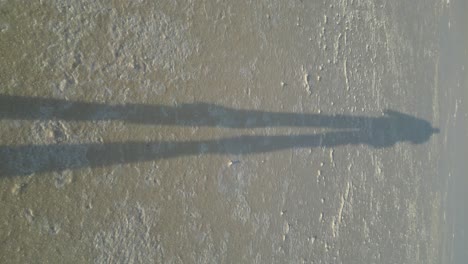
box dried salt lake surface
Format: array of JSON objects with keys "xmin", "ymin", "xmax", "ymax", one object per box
[{"xmin": 0, "ymin": 0, "xmax": 464, "ymax": 263}]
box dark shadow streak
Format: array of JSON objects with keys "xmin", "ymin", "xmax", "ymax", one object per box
[
  {"xmin": 1, "ymin": 128, "xmax": 438, "ymax": 177},
  {"xmin": 0, "ymin": 94, "xmax": 439, "ymax": 177},
  {"xmin": 0, "ymin": 95, "xmax": 439, "ymax": 130}
]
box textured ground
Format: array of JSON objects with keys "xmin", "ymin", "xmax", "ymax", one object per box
[{"xmin": 0, "ymin": 0, "xmax": 461, "ymax": 263}]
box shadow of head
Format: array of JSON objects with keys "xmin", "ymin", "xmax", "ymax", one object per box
[{"xmin": 382, "ymin": 110, "xmax": 439, "ymax": 145}]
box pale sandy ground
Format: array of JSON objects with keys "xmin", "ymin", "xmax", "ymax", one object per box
[
  {"xmin": 438, "ymin": 0, "xmax": 468, "ymax": 263},
  {"xmin": 0, "ymin": 0, "xmax": 465, "ymax": 263}
]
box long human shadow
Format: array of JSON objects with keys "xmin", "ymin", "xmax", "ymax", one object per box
[
  {"xmin": 0, "ymin": 94, "xmax": 438, "ymax": 130},
  {"xmin": 0, "ymin": 95, "xmax": 439, "ymax": 177},
  {"xmin": 1, "ymin": 128, "xmax": 438, "ymax": 177}
]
